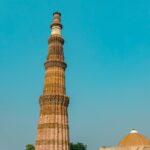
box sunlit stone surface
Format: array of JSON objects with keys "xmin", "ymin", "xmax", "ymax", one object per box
[
  {"xmin": 35, "ymin": 12, "xmax": 70, "ymax": 150},
  {"xmin": 100, "ymin": 130, "xmax": 150, "ymax": 150}
]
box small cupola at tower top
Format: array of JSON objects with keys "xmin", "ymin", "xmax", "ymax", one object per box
[{"xmin": 51, "ymin": 11, "xmax": 62, "ymax": 36}]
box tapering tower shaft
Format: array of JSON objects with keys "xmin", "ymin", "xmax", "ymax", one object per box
[{"xmin": 35, "ymin": 12, "xmax": 70, "ymax": 150}]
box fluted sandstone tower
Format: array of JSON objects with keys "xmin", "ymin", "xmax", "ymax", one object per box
[{"xmin": 35, "ymin": 12, "xmax": 70, "ymax": 150}]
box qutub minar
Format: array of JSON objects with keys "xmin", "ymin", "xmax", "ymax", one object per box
[{"xmin": 35, "ymin": 12, "xmax": 70, "ymax": 150}]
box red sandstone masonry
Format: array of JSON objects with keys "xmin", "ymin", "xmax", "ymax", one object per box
[{"xmin": 35, "ymin": 12, "xmax": 70, "ymax": 150}]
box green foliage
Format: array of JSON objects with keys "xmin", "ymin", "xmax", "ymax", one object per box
[
  {"xmin": 70, "ymin": 142, "xmax": 87, "ymax": 150},
  {"xmin": 25, "ymin": 142, "xmax": 87, "ymax": 150},
  {"xmin": 26, "ymin": 144, "xmax": 35, "ymax": 150}
]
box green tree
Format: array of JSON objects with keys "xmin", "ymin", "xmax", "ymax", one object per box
[
  {"xmin": 70, "ymin": 142, "xmax": 87, "ymax": 150},
  {"xmin": 26, "ymin": 144, "xmax": 35, "ymax": 150}
]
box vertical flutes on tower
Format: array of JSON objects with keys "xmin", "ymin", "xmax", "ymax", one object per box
[{"xmin": 35, "ymin": 12, "xmax": 70, "ymax": 150}]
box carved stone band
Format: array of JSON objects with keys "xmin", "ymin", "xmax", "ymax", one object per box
[
  {"xmin": 36, "ymin": 139, "xmax": 68, "ymax": 145},
  {"xmin": 44, "ymin": 60, "xmax": 67, "ymax": 70},
  {"xmin": 40, "ymin": 107, "xmax": 66, "ymax": 115},
  {"xmin": 48, "ymin": 36, "xmax": 64, "ymax": 44},
  {"xmin": 50, "ymin": 22, "xmax": 63, "ymax": 29},
  {"xmin": 38, "ymin": 123, "xmax": 69, "ymax": 129},
  {"xmin": 40, "ymin": 95, "xmax": 69, "ymax": 107}
]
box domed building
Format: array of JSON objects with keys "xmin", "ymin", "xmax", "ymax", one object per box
[{"xmin": 100, "ymin": 129, "xmax": 150, "ymax": 150}]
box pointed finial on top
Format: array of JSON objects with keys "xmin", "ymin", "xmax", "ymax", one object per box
[{"xmin": 130, "ymin": 129, "xmax": 138, "ymax": 134}]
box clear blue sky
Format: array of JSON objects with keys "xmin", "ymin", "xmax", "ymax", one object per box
[{"xmin": 0, "ymin": 0, "xmax": 150, "ymax": 150}]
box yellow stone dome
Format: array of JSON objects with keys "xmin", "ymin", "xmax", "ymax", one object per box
[{"xmin": 118, "ymin": 129, "xmax": 150, "ymax": 147}]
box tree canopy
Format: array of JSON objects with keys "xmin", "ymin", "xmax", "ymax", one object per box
[
  {"xmin": 25, "ymin": 142, "xmax": 87, "ymax": 150},
  {"xmin": 26, "ymin": 144, "xmax": 35, "ymax": 150},
  {"xmin": 70, "ymin": 142, "xmax": 87, "ymax": 150}
]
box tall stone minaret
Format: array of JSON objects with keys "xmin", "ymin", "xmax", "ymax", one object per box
[{"xmin": 35, "ymin": 12, "xmax": 70, "ymax": 150}]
